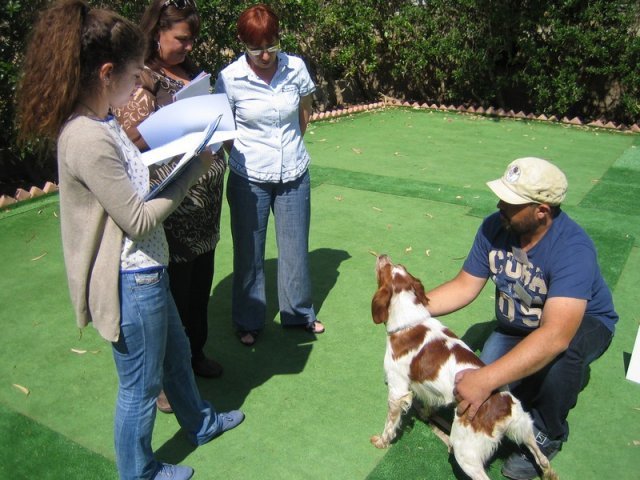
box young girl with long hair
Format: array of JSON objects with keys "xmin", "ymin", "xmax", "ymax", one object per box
[{"xmin": 16, "ymin": 1, "xmax": 244, "ymax": 479}]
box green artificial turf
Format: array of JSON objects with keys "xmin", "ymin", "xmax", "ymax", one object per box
[
  {"xmin": 0, "ymin": 404, "xmax": 117, "ymax": 479},
  {"xmin": 1, "ymin": 108, "xmax": 639, "ymax": 479}
]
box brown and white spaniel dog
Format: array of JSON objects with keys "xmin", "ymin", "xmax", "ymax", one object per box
[{"xmin": 370, "ymin": 255, "xmax": 557, "ymax": 480}]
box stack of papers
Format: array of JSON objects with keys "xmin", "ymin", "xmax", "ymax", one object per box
[
  {"xmin": 173, "ymin": 71, "xmax": 211, "ymax": 101},
  {"xmin": 144, "ymin": 114, "xmax": 223, "ymax": 200},
  {"xmin": 137, "ymin": 74, "xmax": 237, "ymax": 200},
  {"xmin": 138, "ymin": 93, "xmax": 236, "ymax": 166}
]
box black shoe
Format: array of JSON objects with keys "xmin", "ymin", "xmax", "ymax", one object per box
[
  {"xmin": 502, "ymin": 427, "xmax": 562, "ymax": 480},
  {"xmin": 192, "ymin": 356, "xmax": 223, "ymax": 378}
]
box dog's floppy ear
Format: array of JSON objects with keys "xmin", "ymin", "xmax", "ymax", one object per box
[
  {"xmin": 372, "ymin": 285, "xmax": 392, "ymax": 324},
  {"xmin": 410, "ymin": 275, "xmax": 430, "ymax": 307}
]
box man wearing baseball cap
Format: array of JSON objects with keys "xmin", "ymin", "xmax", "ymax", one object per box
[{"xmin": 426, "ymin": 157, "xmax": 618, "ymax": 479}]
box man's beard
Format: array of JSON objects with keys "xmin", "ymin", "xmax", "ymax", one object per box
[{"xmin": 501, "ymin": 213, "xmax": 538, "ymax": 236}]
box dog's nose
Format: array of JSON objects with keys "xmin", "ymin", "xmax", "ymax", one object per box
[{"xmin": 377, "ymin": 254, "xmax": 391, "ymax": 266}]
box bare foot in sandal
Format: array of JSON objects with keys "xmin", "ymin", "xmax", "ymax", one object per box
[
  {"xmin": 238, "ymin": 331, "xmax": 258, "ymax": 346},
  {"xmin": 308, "ymin": 320, "xmax": 325, "ymax": 334}
]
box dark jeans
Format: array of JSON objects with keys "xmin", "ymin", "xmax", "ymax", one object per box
[
  {"xmin": 480, "ymin": 315, "xmax": 613, "ymax": 441},
  {"xmin": 168, "ymin": 249, "xmax": 215, "ymax": 360}
]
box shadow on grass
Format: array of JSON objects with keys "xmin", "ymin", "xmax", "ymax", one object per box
[
  {"xmin": 196, "ymin": 247, "xmax": 349, "ymax": 404},
  {"xmin": 461, "ymin": 320, "xmax": 497, "ymax": 353},
  {"xmin": 155, "ymin": 247, "xmax": 351, "ymax": 464}
]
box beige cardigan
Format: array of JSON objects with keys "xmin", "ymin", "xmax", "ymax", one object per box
[{"xmin": 57, "ymin": 116, "xmax": 208, "ymax": 342}]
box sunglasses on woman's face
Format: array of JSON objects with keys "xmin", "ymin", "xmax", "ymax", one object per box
[
  {"xmin": 245, "ymin": 43, "xmax": 280, "ymax": 57},
  {"xmin": 162, "ymin": 0, "xmax": 196, "ymax": 9}
]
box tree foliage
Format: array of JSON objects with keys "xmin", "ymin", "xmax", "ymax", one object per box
[{"xmin": 2, "ymin": 0, "xmax": 639, "ymax": 192}]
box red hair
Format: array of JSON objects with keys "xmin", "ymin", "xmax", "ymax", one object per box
[{"xmin": 237, "ymin": 4, "xmax": 279, "ymax": 46}]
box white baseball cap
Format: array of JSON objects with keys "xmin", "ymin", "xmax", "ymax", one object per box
[{"xmin": 487, "ymin": 157, "xmax": 568, "ymax": 206}]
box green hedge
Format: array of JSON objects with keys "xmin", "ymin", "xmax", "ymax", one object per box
[{"xmin": 2, "ymin": 0, "xmax": 639, "ymax": 192}]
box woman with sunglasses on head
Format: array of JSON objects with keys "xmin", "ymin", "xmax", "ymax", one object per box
[
  {"xmin": 116, "ymin": 0, "xmax": 227, "ymax": 414},
  {"xmin": 215, "ymin": 4, "xmax": 323, "ymax": 346},
  {"xmin": 16, "ymin": 1, "xmax": 243, "ymax": 479}
]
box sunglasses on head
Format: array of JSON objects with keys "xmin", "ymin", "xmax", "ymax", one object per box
[{"xmin": 162, "ymin": 0, "xmax": 196, "ymax": 9}]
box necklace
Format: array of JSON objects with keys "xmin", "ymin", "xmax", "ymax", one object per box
[{"xmin": 78, "ymin": 101, "xmax": 107, "ymax": 121}]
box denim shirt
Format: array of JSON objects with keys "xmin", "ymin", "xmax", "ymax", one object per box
[{"xmin": 215, "ymin": 52, "xmax": 315, "ymax": 183}]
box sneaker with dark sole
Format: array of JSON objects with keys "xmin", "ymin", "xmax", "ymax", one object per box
[
  {"xmin": 502, "ymin": 428, "xmax": 562, "ymax": 480},
  {"xmin": 153, "ymin": 463, "xmax": 194, "ymax": 480}
]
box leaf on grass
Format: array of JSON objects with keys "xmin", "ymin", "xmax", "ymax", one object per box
[
  {"xmin": 633, "ymin": 440, "xmax": 640, "ymax": 446},
  {"xmin": 12, "ymin": 384, "xmax": 30, "ymax": 396},
  {"xmin": 352, "ymin": 148, "xmax": 362, "ymax": 154},
  {"xmin": 425, "ymin": 249, "xmax": 431, "ymax": 256},
  {"xmin": 372, "ymin": 207, "xmax": 382, "ymax": 212},
  {"xmin": 405, "ymin": 246, "xmax": 413, "ymax": 253},
  {"xmin": 31, "ymin": 252, "xmax": 47, "ymax": 261},
  {"xmin": 368, "ymin": 250, "xmax": 378, "ymax": 257},
  {"xmin": 71, "ymin": 348, "xmax": 100, "ymax": 355},
  {"xmin": 334, "ymin": 196, "xmax": 343, "ymax": 201}
]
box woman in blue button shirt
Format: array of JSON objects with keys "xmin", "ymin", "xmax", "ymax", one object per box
[{"xmin": 215, "ymin": 3, "xmax": 324, "ymax": 346}]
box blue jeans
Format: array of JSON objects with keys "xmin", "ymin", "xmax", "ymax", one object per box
[
  {"xmin": 113, "ymin": 269, "xmax": 223, "ymax": 480},
  {"xmin": 226, "ymin": 169, "xmax": 317, "ymax": 332},
  {"xmin": 480, "ymin": 315, "xmax": 613, "ymax": 442}
]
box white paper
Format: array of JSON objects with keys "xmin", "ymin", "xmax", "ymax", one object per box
[
  {"xmin": 626, "ymin": 325, "xmax": 640, "ymax": 384},
  {"xmin": 173, "ymin": 72, "xmax": 211, "ymax": 101},
  {"xmin": 141, "ymin": 130, "xmax": 236, "ymax": 166},
  {"xmin": 144, "ymin": 115, "xmax": 222, "ymax": 200},
  {"xmin": 137, "ymin": 93, "xmax": 235, "ymax": 153}
]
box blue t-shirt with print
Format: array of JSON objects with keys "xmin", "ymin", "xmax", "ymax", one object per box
[{"xmin": 463, "ymin": 210, "xmax": 618, "ymax": 334}]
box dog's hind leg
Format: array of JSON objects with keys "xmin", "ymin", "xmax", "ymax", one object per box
[
  {"xmin": 505, "ymin": 406, "xmax": 559, "ymax": 480},
  {"xmin": 452, "ymin": 449, "xmax": 491, "ymax": 480},
  {"xmin": 371, "ymin": 391, "xmax": 413, "ymax": 448},
  {"xmin": 450, "ymin": 423, "xmax": 494, "ymax": 480},
  {"xmin": 522, "ymin": 439, "xmax": 559, "ymax": 480}
]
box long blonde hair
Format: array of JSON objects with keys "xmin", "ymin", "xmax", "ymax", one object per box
[{"xmin": 16, "ymin": 0, "xmax": 145, "ymax": 143}]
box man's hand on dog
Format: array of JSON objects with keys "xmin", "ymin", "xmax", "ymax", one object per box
[{"xmin": 453, "ymin": 368, "xmax": 492, "ymax": 420}]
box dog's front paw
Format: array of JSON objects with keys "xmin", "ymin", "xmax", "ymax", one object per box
[{"xmin": 370, "ymin": 435, "xmax": 389, "ymax": 449}]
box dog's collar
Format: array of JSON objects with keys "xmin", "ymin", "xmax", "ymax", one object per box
[{"xmin": 386, "ymin": 322, "xmax": 423, "ymax": 336}]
